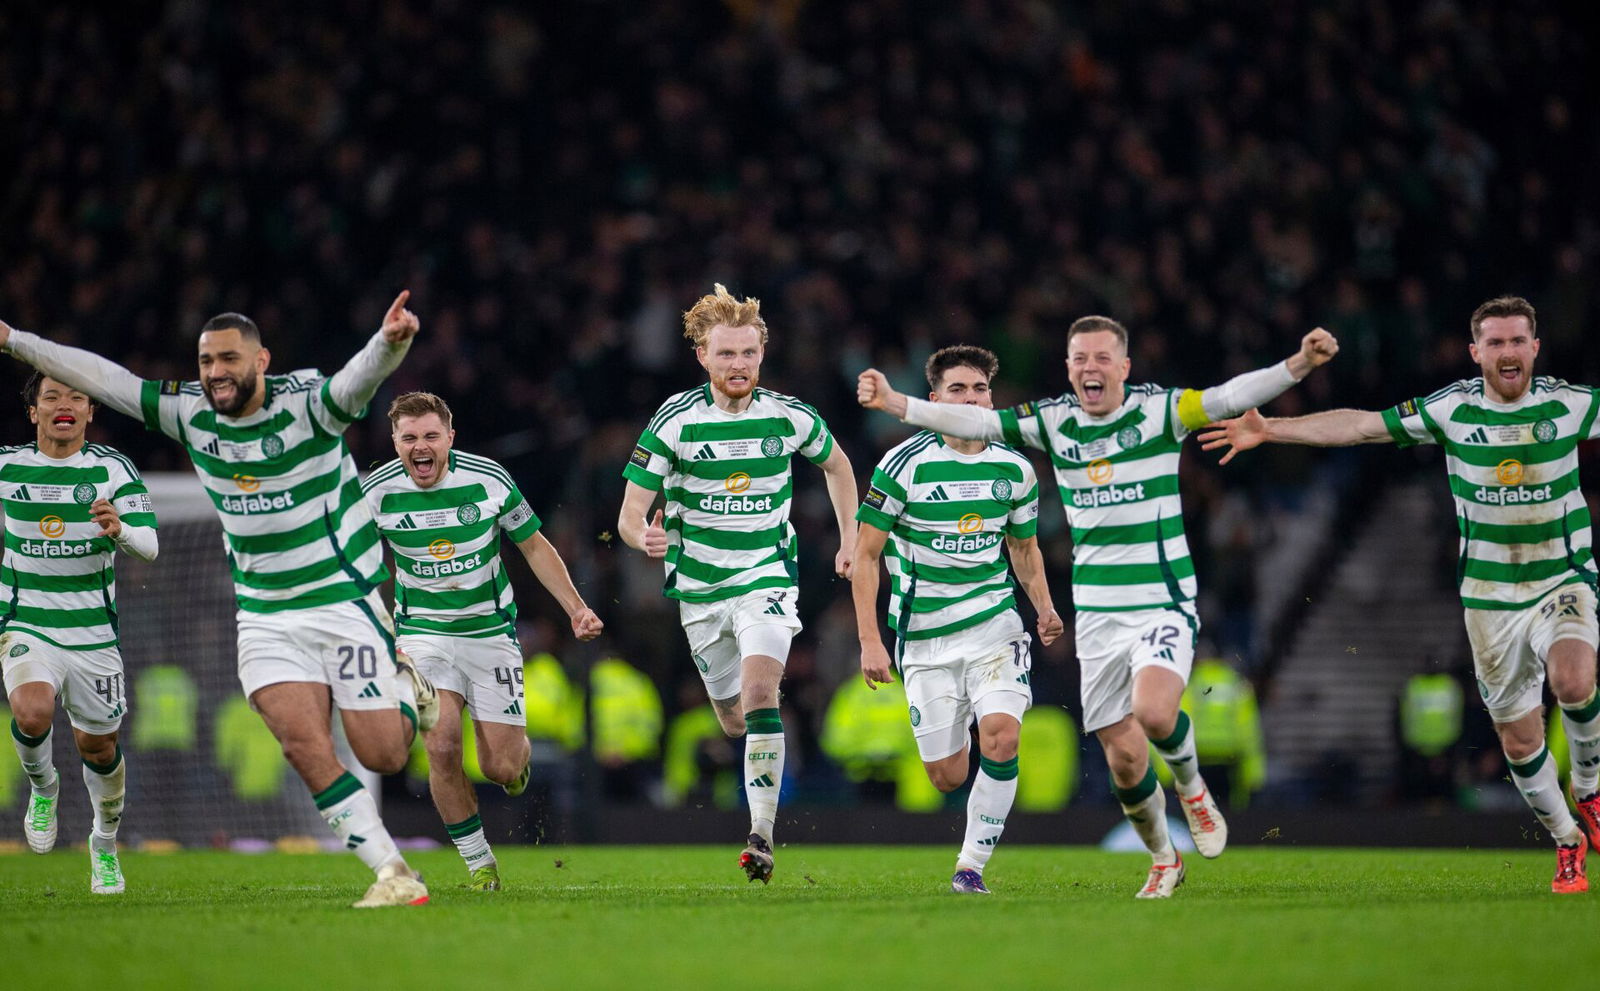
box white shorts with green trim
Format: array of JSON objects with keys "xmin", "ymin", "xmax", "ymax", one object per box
[
  {"xmin": 398, "ymin": 632, "xmax": 526, "ymax": 726},
  {"xmin": 1077, "ymin": 604, "xmax": 1198, "ymax": 733},
  {"xmin": 679, "ymin": 586, "xmax": 803, "ymax": 701},
  {"xmin": 898, "ymin": 611, "xmax": 1032, "ymax": 763},
  {"xmin": 1465, "ymin": 583, "xmax": 1599, "ymax": 724},
  {"xmin": 236, "ymin": 590, "xmax": 407, "ymax": 712},
  {"xmin": 0, "ymin": 631, "xmax": 126, "ymax": 735}
]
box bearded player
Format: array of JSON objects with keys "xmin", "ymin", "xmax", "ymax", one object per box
[
  {"xmin": 1201, "ymin": 296, "xmax": 1600, "ymax": 894},
  {"xmin": 618, "ymin": 284, "xmax": 857, "ymax": 883}
]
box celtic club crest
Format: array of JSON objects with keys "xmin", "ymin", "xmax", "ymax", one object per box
[
  {"xmin": 1533, "ymin": 419, "xmax": 1557, "ymax": 444},
  {"xmin": 1116, "ymin": 426, "xmax": 1142, "ymax": 450},
  {"xmin": 72, "ymin": 483, "xmax": 97, "ymax": 504},
  {"xmin": 260, "ymin": 434, "xmax": 285, "ymax": 458},
  {"xmin": 991, "ymin": 479, "xmax": 1013, "ymax": 501},
  {"xmin": 909, "ymin": 705, "xmax": 922, "ymax": 727},
  {"xmin": 457, "ymin": 503, "xmax": 481, "ymax": 525},
  {"xmin": 761, "ymin": 436, "xmax": 783, "ymax": 457}
]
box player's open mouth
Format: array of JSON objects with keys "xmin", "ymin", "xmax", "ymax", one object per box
[
  {"xmin": 410, "ymin": 455, "xmax": 436, "ymax": 477},
  {"xmin": 1082, "ymin": 380, "xmax": 1105, "ymax": 402},
  {"xmin": 1497, "ymin": 364, "xmax": 1522, "ymax": 384},
  {"xmin": 51, "ymin": 415, "xmax": 76, "ymax": 426},
  {"xmin": 208, "ymin": 380, "xmax": 236, "ymax": 400}
]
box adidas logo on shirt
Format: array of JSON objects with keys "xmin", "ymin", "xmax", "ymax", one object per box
[
  {"xmin": 926, "ymin": 485, "xmax": 950, "ymax": 501},
  {"xmin": 693, "ymin": 444, "xmax": 717, "ymax": 461},
  {"xmin": 358, "ymin": 682, "xmax": 382, "ymax": 699},
  {"xmin": 394, "ymin": 514, "xmax": 418, "ymax": 530},
  {"xmin": 202, "ymin": 438, "xmax": 221, "ymax": 456},
  {"xmin": 1463, "ymin": 427, "xmax": 1489, "ymax": 444}
]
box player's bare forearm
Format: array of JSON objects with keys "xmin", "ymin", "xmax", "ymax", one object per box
[
  {"xmin": 1006, "ymin": 534, "xmax": 1060, "ymax": 645},
  {"xmin": 852, "ymin": 525, "xmax": 895, "ymax": 686},
  {"xmin": 518, "ymin": 532, "xmax": 587, "ymax": 615},
  {"xmin": 819, "ymin": 446, "xmax": 859, "ymax": 576},
  {"xmin": 1266, "ymin": 408, "xmax": 1390, "ymax": 447}
]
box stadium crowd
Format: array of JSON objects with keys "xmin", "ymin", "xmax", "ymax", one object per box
[{"xmin": 1, "ymin": 0, "xmax": 1596, "ymax": 806}]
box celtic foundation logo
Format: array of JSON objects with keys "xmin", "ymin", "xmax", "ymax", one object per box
[
  {"xmin": 39, "ymin": 516, "xmax": 66, "ymax": 538},
  {"xmin": 260, "ymin": 434, "xmax": 285, "ymax": 458},
  {"xmin": 457, "ymin": 503, "xmax": 481, "ymax": 525},
  {"xmin": 761, "ymin": 436, "xmax": 783, "ymax": 458},
  {"xmin": 991, "ymin": 478, "xmax": 1013, "ymax": 501},
  {"xmin": 909, "ymin": 705, "xmax": 921, "ymax": 727},
  {"xmin": 72, "ymin": 483, "xmax": 96, "ymax": 504},
  {"xmin": 1116, "ymin": 426, "xmax": 1142, "ymax": 450},
  {"xmin": 1533, "ymin": 419, "xmax": 1557, "ymax": 444}
]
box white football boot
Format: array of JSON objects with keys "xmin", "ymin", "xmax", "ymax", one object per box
[{"xmin": 1179, "ymin": 785, "xmax": 1228, "ymax": 859}]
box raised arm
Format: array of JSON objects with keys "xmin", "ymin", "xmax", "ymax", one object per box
[
  {"xmin": 0, "ymin": 321, "xmax": 146, "ymax": 421},
  {"xmin": 857, "ymin": 368, "xmax": 1006, "ymax": 442},
  {"xmin": 514, "ymin": 531, "xmax": 603, "ymax": 640},
  {"xmin": 817, "ymin": 444, "xmax": 859, "ymax": 579},
  {"xmin": 617, "ymin": 480, "xmax": 667, "ymax": 557},
  {"xmin": 1198, "ymin": 407, "xmax": 1392, "ymax": 464},
  {"xmin": 851, "ymin": 522, "xmax": 894, "ymax": 688},
  {"xmin": 91, "ymin": 498, "xmax": 159, "ymax": 562},
  {"xmin": 1181, "ymin": 328, "xmax": 1339, "ymax": 430},
  {"xmin": 324, "ymin": 291, "xmax": 419, "ymax": 420},
  {"xmin": 1004, "ymin": 534, "xmax": 1062, "ymax": 646}
]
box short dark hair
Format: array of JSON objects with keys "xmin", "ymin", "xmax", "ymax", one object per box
[
  {"xmin": 388, "ymin": 391, "xmax": 454, "ymax": 431},
  {"xmin": 1469, "ymin": 296, "xmax": 1537, "ymax": 341},
  {"xmin": 21, "ymin": 371, "xmax": 96, "ymax": 410},
  {"xmin": 1066, "ymin": 315, "xmax": 1129, "ymax": 352},
  {"xmin": 201, "ymin": 312, "xmax": 261, "ymax": 343},
  {"xmin": 925, "ymin": 345, "xmax": 999, "ymax": 391}
]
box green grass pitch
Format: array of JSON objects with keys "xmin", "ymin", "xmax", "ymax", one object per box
[{"xmin": 3, "ymin": 845, "xmax": 1598, "ymax": 989}]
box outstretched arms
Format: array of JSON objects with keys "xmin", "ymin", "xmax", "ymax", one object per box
[
  {"xmin": 857, "ymin": 369, "xmax": 1006, "ymax": 442},
  {"xmin": 0, "ymin": 319, "xmax": 146, "ymax": 421},
  {"xmin": 1198, "ymin": 407, "xmax": 1392, "ymax": 464},
  {"xmin": 1179, "ymin": 328, "xmax": 1340, "ymax": 432},
  {"xmin": 323, "ymin": 291, "xmax": 420, "ymax": 422}
]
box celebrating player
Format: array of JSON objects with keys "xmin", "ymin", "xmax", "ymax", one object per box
[
  {"xmin": 853, "ymin": 346, "xmax": 1062, "ymax": 894},
  {"xmin": 1, "ymin": 373, "xmax": 157, "ymax": 894},
  {"xmin": 363, "ymin": 391, "xmax": 602, "ymax": 891},
  {"xmin": 617, "ymin": 284, "xmax": 857, "ymax": 883},
  {"xmin": 1200, "ymin": 296, "xmax": 1600, "ymax": 893},
  {"xmin": 0, "ymin": 295, "xmax": 436, "ymax": 908},
  {"xmin": 860, "ymin": 316, "xmax": 1337, "ymax": 897}
]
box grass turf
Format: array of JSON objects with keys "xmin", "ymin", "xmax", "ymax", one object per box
[{"xmin": 2, "ymin": 845, "xmax": 1597, "ymax": 989}]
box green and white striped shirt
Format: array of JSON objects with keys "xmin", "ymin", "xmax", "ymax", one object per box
[
  {"xmin": 0, "ymin": 443, "xmax": 157, "ymax": 650},
  {"xmin": 857, "ymin": 431, "xmax": 1038, "ymax": 640},
  {"xmin": 363, "ymin": 451, "xmax": 543, "ymax": 638},
  {"xmin": 998, "ymin": 385, "xmax": 1199, "ymax": 612},
  {"xmin": 624, "ymin": 385, "xmax": 835, "ymax": 603},
  {"xmin": 4, "ymin": 328, "xmax": 411, "ymax": 616},
  {"xmin": 1382, "ymin": 376, "xmax": 1600, "ymax": 610}
]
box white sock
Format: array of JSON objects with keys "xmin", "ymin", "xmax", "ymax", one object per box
[
  {"xmin": 1561, "ymin": 690, "xmax": 1600, "ymax": 799},
  {"xmin": 82, "ymin": 748, "xmax": 126, "ymax": 839},
  {"xmin": 958, "ymin": 755, "xmax": 1019, "ymax": 872},
  {"xmin": 744, "ymin": 708, "xmax": 785, "ymax": 842},
  {"xmin": 11, "ymin": 720, "xmax": 58, "ymax": 796},
  {"xmin": 1116, "ymin": 768, "xmax": 1175, "ymax": 861},
  {"xmin": 1507, "ymin": 746, "xmax": 1582, "ymax": 846},
  {"xmin": 314, "ymin": 771, "xmax": 402, "ymax": 872},
  {"xmin": 1151, "ymin": 711, "xmax": 1203, "ymax": 797},
  {"xmin": 445, "ymin": 812, "xmax": 495, "ymax": 871}
]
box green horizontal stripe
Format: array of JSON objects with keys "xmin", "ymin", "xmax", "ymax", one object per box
[
  {"xmin": 119, "ymin": 513, "xmax": 158, "ymax": 529},
  {"xmin": 677, "ymin": 456, "xmax": 788, "ymax": 481},
  {"xmin": 379, "ymin": 483, "xmax": 489, "ymax": 514},
  {"xmin": 1445, "ymin": 441, "xmax": 1577, "ymax": 469},
  {"xmin": 319, "ymin": 379, "xmax": 361, "ymax": 425},
  {"xmin": 235, "ymin": 579, "xmax": 376, "ymax": 613},
  {"xmin": 904, "ymin": 582, "xmax": 1014, "ymax": 613},
  {"xmin": 397, "ymin": 615, "xmax": 513, "ymax": 637},
  {"xmin": 667, "ymin": 546, "xmax": 789, "ymax": 584},
  {"xmin": 1, "ymin": 566, "xmax": 112, "ymax": 592},
  {"xmin": 0, "ymin": 626, "xmax": 117, "ymax": 651},
  {"xmin": 1461, "ymin": 551, "xmax": 1593, "ymax": 585},
  {"xmin": 903, "ymin": 500, "xmax": 1011, "ymax": 523},
  {"xmin": 1072, "ymin": 556, "xmax": 1195, "ymax": 586},
  {"xmin": 895, "ymin": 599, "xmax": 1018, "ymax": 640},
  {"xmin": 636, "ymin": 429, "xmax": 671, "ymax": 458},
  {"xmin": 856, "ymin": 506, "xmax": 896, "ymax": 532},
  {"xmin": 204, "ymin": 462, "xmax": 343, "ymax": 515},
  {"xmin": 5, "ymin": 604, "xmax": 115, "ymax": 628},
  {"xmin": 910, "ymin": 460, "xmax": 1024, "ymax": 484},
  {"xmin": 678, "ymin": 418, "xmax": 796, "ymax": 442},
  {"xmin": 622, "ymin": 463, "xmax": 664, "ymax": 491},
  {"xmin": 1461, "ymin": 576, "xmax": 1590, "ymax": 611},
  {"xmin": 676, "ymin": 521, "xmax": 789, "ymax": 551},
  {"xmin": 2, "ymin": 501, "xmax": 94, "ymax": 524},
  {"xmin": 190, "ymin": 406, "xmax": 299, "ymax": 442},
  {"xmin": 1071, "ymin": 514, "xmax": 1187, "ymax": 547},
  {"xmin": 232, "ymin": 525, "xmax": 381, "ymax": 591},
  {"xmin": 1459, "ymin": 507, "xmax": 1591, "ymax": 546},
  {"xmin": 0, "ymin": 464, "xmax": 108, "ymax": 484},
  {"xmin": 868, "ymin": 468, "xmax": 907, "ymax": 502},
  {"xmin": 902, "ymin": 559, "xmax": 1010, "ymax": 585},
  {"xmin": 400, "ymin": 584, "xmax": 504, "ymax": 611},
  {"xmin": 382, "ymin": 521, "xmax": 496, "ymax": 549},
  {"xmin": 186, "ymin": 428, "xmax": 343, "ymax": 480},
  {"xmin": 664, "ymin": 576, "xmax": 793, "ymax": 603},
  {"xmin": 1052, "ymin": 405, "xmax": 1147, "ymax": 444},
  {"xmin": 1447, "ymin": 399, "xmax": 1574, "ymax": 425}
]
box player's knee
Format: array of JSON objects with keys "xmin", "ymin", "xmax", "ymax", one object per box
[
  {"xmin": 424, "ymin": 738, "xmax": 465, "ymax": 770},
  {"xmin": 928, "ymin": 763, "xmax": 966, "ymax": 792},
  {"xmin": 1495, "ymin": 724, "xmax": 1543, "ymax": 762},
  {"xmin": 278, "ymin": 735, "xmax": 332, "ymax": 774},
  {"xmin": 365, "ymin": 747, "xmax": 408, "ymax": 775},
  {"xmin": 11, "ymin": 707, "xmax": 51, "ymax": 738},
  {"xmin": 1132, "ymin": 704, "xmax": 1176, "ymax": 742},
  {"xmin": 1551, "ymin": 671, "xmax": 1596, "ymax": 706},
  {"xmin": 981, "ymin": 727, "xmax": 1020, "ymax": 763}
]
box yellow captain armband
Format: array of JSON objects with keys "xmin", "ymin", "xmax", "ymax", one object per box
[{"xmin": 1176, "ymin": 389, "xmax": 1211, "ymax": 431}]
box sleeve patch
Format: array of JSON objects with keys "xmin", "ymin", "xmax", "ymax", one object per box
[
  {"xmin": 629, "ymin": 445, "xmax": 651, "ymax": 469},
  {"xmin": 1013, "ymin": 401, "xmax": 1036, "ymax": 419},
  {"xmin": 503, "ymin": 502, "xmax": 534, "ymax": 530},
  {"xmin": 159, "ymin": 380, "xmax": 184, "ymax": 396},
  {"xmin": 1398, "ymin": 399, "xmax": 1418, "ymax": 417},
  {"xmin": 863, "ymin": 487, "xmax": 888, "ymax": 510}
]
